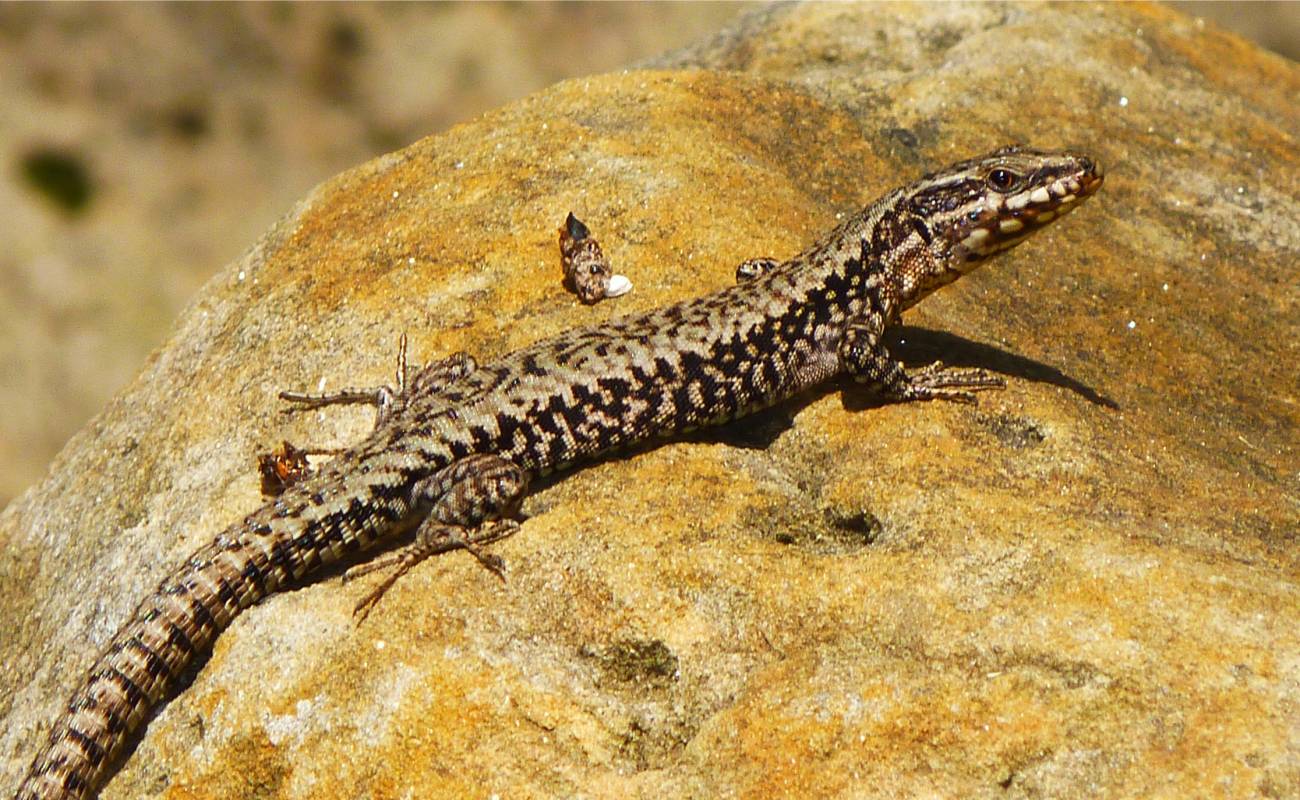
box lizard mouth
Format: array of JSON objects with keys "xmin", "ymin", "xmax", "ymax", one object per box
[
  {"xmin": 1014, "ymin": 157, "xmax": 1104, "ymax": 225},
  {"xmin": 954, "ymin": 156, "xmax": 1104, "ymax": 261}
]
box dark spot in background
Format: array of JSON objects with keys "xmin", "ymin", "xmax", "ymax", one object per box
[
  {"xmin": 752, "ymin": 501, "xmax": 884, "ymax": 554},
  {"xmin": 883, "ymin": 126, "xmax": 919, "ymax": 151},
  {"xmin": 878, "ymin": 120, "xmax": 941, "ymax": 165},
  {"xmin": 924, "ymin": 25, "xmax": 965, "ymax": 53},
  {"xmin": 455, "ymin": 53, "xmax": 483, "ymax": 88},
  {"xmin": 20, "ymin": 147, "xmax": 94, "ymax": 214},
  {"xmin": 328, "ymin": 18, "xmax": 363, "ymax": 57},
  {"xmin": 168, "ymin": 102, "xmax": 210, "ymax": 140},
  {"xmin": 314, "ymin": 18, "xmax": 364, "ymax": 103}
]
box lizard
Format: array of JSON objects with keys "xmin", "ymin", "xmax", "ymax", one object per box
[{"xmin": 14, "ymin": 144, "xmax": 1103, "ymax": 800}]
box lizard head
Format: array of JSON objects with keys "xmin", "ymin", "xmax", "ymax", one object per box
[
  {"xmin": 882, "ymin": 145, "xmax": 1103, "ymax": 312},
  {"xmin": 919, "ymin": 145, "xmax": 1104, "ymax": 268}
]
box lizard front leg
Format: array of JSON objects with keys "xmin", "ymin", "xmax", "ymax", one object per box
[
  {"xmin": 345, "ymin": 453, "xmax": 528, "ymax": 620},
  {"xmin": 839, "ymin": 315, "xmax": 1004, "ymax": 405}
]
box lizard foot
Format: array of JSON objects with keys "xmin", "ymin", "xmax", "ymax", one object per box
[
  {"xmin": 346, "ymin": 519, "xmax": 520, "ymax": 623},
  {"xmin": 899, "ymin": 360, "xmax": 1005, "ymax": 404}
]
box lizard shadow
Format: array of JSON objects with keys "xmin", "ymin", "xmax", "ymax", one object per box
[{"xmin": 842, "ymin": 325, "xmax": 1120, "ymax": 412}]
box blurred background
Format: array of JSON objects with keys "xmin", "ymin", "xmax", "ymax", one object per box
[{"xmin": 0, "ymin": 2, "xmax": 1294, "ymax": 508}]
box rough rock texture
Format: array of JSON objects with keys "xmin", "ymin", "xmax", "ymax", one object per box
[{"xmin": 2, "ymin": 3, "xmax": 1296, "ymax": 798}]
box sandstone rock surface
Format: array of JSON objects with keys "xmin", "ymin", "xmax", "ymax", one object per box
[{"xmin": 2, "ymin": 3, "xmax": 1296, "ymax": 798}]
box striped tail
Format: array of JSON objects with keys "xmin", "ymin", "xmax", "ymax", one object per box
[{"xmin": 16, "ymin": 525, "xmax": 284, "ymax": 800}]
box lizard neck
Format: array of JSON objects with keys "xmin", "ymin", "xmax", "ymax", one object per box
[{"xmin": 769, "ymin": 192, "xmax": 909, "ymax": 327}]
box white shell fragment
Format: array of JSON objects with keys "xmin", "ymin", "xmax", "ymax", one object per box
[{"xmin": 604, "ymin": 273, "xmax": 633, "ymax": 298}]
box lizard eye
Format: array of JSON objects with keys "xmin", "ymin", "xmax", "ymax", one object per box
[{"xmin": 986, "ymin": 168, "xmax": 1020, "ymax": 193}]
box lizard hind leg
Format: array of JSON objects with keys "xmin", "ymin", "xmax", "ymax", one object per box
[
  {"xmin": 279, "ymin": 334, "xmax": 478, "ymax": 430},
  {"xmin": 345, "ymin": 453, "xmax": 528, "ymax": 621},
  {"xmin": 263, "ymin": 337, "xmax": 479, "ymax": 494}
]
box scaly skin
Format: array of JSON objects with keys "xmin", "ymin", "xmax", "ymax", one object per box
[{"xmin": 16, "ymin": 145, "xmax": 1102, "ymax": 799}]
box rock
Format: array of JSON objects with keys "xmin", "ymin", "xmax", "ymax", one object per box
[{"xmin": 2, "ymin": 3, "xmax": 1296, "ymax": 798}]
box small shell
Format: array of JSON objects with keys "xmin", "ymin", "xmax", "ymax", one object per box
[{"xmin": 604, "ymin": 274, "xmax": 633, "ymax": 298}]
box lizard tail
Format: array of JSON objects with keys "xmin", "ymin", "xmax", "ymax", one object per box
[{"xmin": 16, "ymin": 526, "xmax": 275, "ymax": 800}]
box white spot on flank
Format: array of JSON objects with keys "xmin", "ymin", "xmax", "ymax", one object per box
[{"xmin": 999, "ymin": 218, "xmax": 1025, "ymax": 234}]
